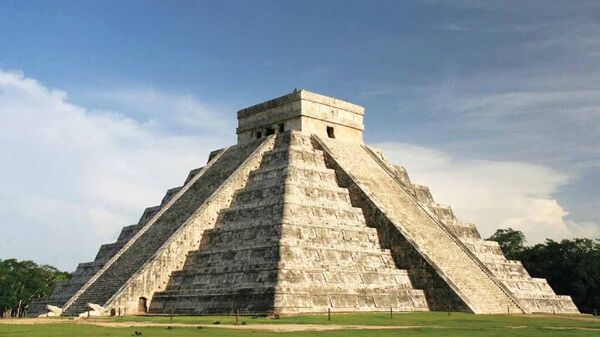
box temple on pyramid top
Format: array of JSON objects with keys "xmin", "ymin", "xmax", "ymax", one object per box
[
  {"xmin": 237, "ymin": 89, "xmax": 365, "ymax": 144},
  {"xmin": 30, "ymin": 89, "xmax": 579, "ymax": 318}
]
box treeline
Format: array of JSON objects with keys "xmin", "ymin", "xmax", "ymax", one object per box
[
  {"xmin": 488, "ymin": 228, "xmax": 600, "ymax": 314},
  {"xmin": 0, "ymin": 259, "xmax": 70, "ymax": 318}
]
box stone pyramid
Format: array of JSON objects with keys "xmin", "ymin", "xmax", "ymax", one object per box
[{"xmin": 30, "ymin": 90, "xmax": 578, "ymax": 317}]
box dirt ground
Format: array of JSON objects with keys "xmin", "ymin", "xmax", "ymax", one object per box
[{"xmin": 0, "ymin": 318, "xmax": 432, "ymax": 332}]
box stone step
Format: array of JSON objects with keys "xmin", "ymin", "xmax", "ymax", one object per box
[
  {"xmin": 284, "ymin": 202, "xmax": 365, "ymax": 222},
  {"xmin": 206, "ymin": 222, "xmax": 379, "ymax": 238},
  {"xmin": 151, "ymin": 289, "xmax": 427, "ymax": 315},
  {"xmin": 219, "ymin": 202, "xmax": 364, "ymax": 225},
  {"xmin": 184, "ymin": 246, "xmax": 397, "ymax": 271},
  {"xmin": 259, "ymin": 147, "xmax": 327, "ymax": 169},
  {"xmin": 235, "ymin": 181, "xmax": 349, "ymax": 205},
  {"xmin": 137, "ymin": 205, "xmax": 161, "ymax": 226},
  {"xmin": 248, "ymin": 164, "xmax": 337, "ymax": 186},
  {"xmin": 183, "ymin": 167, "xmax": 204, "ymax": 185},
  {"xmin": 116, "ymin": 224, "xmax": 142, "ymax": 242},
  {"xmin": 215, "ymin": 214, "xmax": 370, "ymax": 229},
  {"xmin": 175, "ymin": 261, "xmax": 401, "ymax": 277},
  {"xmin": 229, "ymin": 181, "xmax": 356, "ymax": 210},
  {"xmin": 199, "ymin": 229, "xmax": 381, "ymax": 251},
  {"xmin": 161, "ymin": 187, "xmax": 183, "ymax": 206}
]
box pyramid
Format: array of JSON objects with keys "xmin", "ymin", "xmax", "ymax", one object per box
[{"xmin": 30, "ymin": 90, "xmax": 578, "ymax": 317}]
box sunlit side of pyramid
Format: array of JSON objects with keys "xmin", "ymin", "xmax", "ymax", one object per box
[{"xmin": 30, "ymin": 90, "xmax": 578, "ymax": 317}]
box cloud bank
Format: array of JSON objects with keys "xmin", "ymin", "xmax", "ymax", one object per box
[
  {"xmin": 0, "ymin": 70, "xmax": 230, "ymax": 270},
  {"xmin": 378, "ymin": 142, "xmax": 600, "ymax": 243}
]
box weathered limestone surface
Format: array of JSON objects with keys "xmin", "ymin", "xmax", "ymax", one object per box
[
  {"xmin": 237, "ymin": 90, "xmax": 365, "ymax": 144},
  {"xmin": 60, "ymin": 139, "xmax": 267, "ymax": 316}
]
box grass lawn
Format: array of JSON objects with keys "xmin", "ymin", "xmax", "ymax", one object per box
[{"xmin": 1, "ymin": 312, "xmax": 599, "ymax": 337}]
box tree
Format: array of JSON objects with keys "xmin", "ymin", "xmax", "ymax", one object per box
[
  {"xmin": 520, "ymin": 238, "xmax": 600, "ymax": 314},
  {"xmin": 487, "ymin": 228, "xmax": 526, "ymax": 259},
  {"xmin": 0, "ymin": 259, "xmax": 71, "ymax": 318}
]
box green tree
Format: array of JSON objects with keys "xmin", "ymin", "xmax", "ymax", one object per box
[
  {"xmin": 0, "ymin": 259, "xmax": 70, "ymax": 318},
  {"xmin": 487, "ymin": 228, "xmax": 526, "ymax": 259},
  {"xmin": 520, "ymin": 238, "xmax": 600, "ymax": 313}
]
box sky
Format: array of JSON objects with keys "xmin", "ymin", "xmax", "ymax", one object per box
[{"xmin": 0, "ymin": 0, "xmax": 599, "ymax": 271}]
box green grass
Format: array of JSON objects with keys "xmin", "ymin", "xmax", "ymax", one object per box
[
  {"xmin": 1, "ymin": 312, "xmax": 599, "ymax": 337},
  {"xmin": 106, "ymin": 311, "xmax": 597, "ymax": 326}
]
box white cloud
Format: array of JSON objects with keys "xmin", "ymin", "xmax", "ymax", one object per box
[
  {"xmin": 0, "ymin": 70, "xmax": 230, "ymax": 270},
  {"xmin": 79, "ymin": 87, "xmax": 235, "ymax": 136},
  {"xmin": 377, "ymin": 142, "xmax": 600, "ymax": 243}
]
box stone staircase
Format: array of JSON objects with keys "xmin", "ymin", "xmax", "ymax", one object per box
[
  {"xmin": 150, "ymin": 132, "xmax": 428, "ymax": 315},
  {"xmin": 316, "ymin": 136, "xmax": 524, "ymax": 314},
  {"xmin": 29, "ymin": 182, "xmax": 191, "ymax": 316},
  {"xmin": 60, "ymin": 141, "xmax": 263, "ymax": 316},
  {"xmin": 363, "ymin": 145, "xmax": 578, "ymax": 314}
]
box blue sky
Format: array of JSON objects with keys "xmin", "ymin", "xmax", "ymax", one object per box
[{"xmin": 1, "ymin": 1, "xmax": 599, "ymax": 270}]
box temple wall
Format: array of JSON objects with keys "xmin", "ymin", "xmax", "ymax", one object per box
[{"xmin": 237, "ymin": 90, "xmax": 364, "ymax": 144}]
